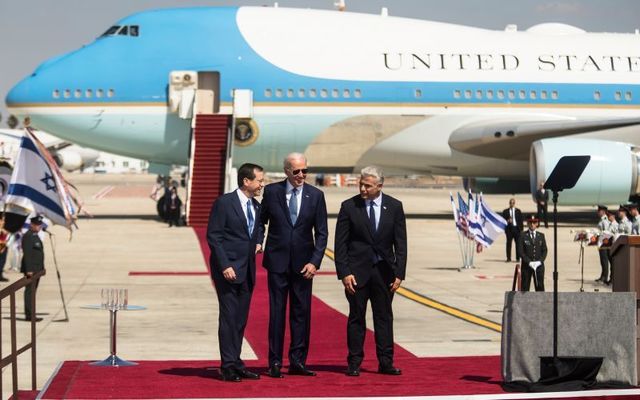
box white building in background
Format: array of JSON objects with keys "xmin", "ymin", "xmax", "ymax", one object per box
[{"xmin": 83, "ymin": 152, "xmax": 148, "ymax": 174}]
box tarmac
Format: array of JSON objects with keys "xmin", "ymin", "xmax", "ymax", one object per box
[{"xmin": 0, "ymin": 173, "xmax": 611, "ymax": 398}]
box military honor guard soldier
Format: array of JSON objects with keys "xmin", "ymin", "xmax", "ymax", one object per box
[
  {"xmin": 22, "ymin": 215, "xmax": 46, "ymax": 322},
  {"xmin": 618, "ymin": 205, "xmax": 633, "ymax": 235},
  {"xmin": 517, "ymin": 215, "xmax": 548, "ymax": 292},
  {"xmin": 630, "ymin": 204, "xmax": 640, "ymax": 235},
  {"xmin": 595, "ymin": 205, "xmax": 612, "ymax": 284}
]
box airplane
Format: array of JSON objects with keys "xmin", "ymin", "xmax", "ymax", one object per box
[
  {"xmin": 0, "ymin": 128, "xmax": 99, "ymax": 172},
  {"xmin": 5, "ymin": 6, "xmax": 640, "ymax": 205}
]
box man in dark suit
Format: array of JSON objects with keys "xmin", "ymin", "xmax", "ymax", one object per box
[
  {"xmin": 334, "ymin": 166, "xmax": 407, "ymax": 377},
  {"xmin": 261, "ymin": 153, "xmax": 328, "ymax": 378},
  {"xmin": 22, "ymin": 215, "xmax": 46, "ymax": 322},
  {"xmin": 534, "ymin": 181, "xmax": 550, "ymax": 228},
  {"xmin": 502, "ymin": 198, "xmax": 523, "ymax": 262},
  {"xmin": 207, "ymin": 163, "xmax": 265, "ymax": 382},
  {"xmin": 517, "ymin": 216, "xmax": 547, "ymax": 291}
]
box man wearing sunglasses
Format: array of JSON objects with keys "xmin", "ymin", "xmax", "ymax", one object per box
[{"xmin": 261, "ymin": 153, "xmax": 328, "ymax": 378}]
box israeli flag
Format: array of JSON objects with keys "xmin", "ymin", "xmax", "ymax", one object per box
[
  {"xmin": 5, "ymin": 135, "xmax": 68, "ymax": 226},
  {"xmin": 475, "ymin": 195, "xmax": 507, "ymax": 248}
]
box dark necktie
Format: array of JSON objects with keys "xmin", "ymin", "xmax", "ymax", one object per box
[
  {"xmin": 369, "ymin": 200, "xmax": 376, "ymax": 233},
  {"xmin": 246, "ymin": 200, "xmax": 254, "ymax": 235},
  {"xmin": 289, "ymin": 188, "xmax": 298, "ymax": 225}
]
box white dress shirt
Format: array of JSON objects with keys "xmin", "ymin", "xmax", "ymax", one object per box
[{"xmin": 236, "ymin": 189, "xmax": 255, "ymax": 224}]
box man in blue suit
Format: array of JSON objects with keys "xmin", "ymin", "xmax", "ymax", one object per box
[
  {"xmin": 207, "ymin": 163, "xmax": 265, "ymax": 382},
  {"xmin": 261, "ymin": 153, "xmax": 328, "ymax": 378}
]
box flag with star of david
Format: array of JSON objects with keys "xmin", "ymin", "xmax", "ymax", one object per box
[{"xmin": 4, "ymin": 129, "xmax": 77, "ymax": 229}]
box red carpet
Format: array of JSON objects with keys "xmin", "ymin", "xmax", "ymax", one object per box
[
  {"xmin": 41, "ymin": 357, "xmax": 507, "ymax": 399},
  {"xmin": 37, "ymin": 228, "xmax": 639, "ymax": 398}
]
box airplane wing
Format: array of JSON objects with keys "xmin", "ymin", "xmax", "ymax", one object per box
[
  {"xmin": 0, "ymin": 129, "xmax": 25, "ymax": 141},
  {"xmin": 0, "ymin": 128, "xmax": 72, "ymax": 152},
  {"xmin": 448, "ymin": 116, "xmax": 640, "ymax": 160}
]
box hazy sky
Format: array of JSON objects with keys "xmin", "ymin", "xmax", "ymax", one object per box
[{"xmin": 1, "ymin": 0, "xmax": 639, "ymax": 125}]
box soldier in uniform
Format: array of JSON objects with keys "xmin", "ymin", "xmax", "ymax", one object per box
[
  {"xmin": 630, "ymin": 204, "xmax": 640, "ymax": 235},
  {"xmin": 618, "ymin": 205, "xmax": 633, "ymax": 235},
  {"xmin": 517, "ymin": 215, "xmax": 547, "ymax": 291},
  {"xmin": 22, "ymin": 215, "xmax": 45, "ymax": 322},
  {"xmin": 595, "ymin": 205, "xmax": 611, "ymax": 283}
]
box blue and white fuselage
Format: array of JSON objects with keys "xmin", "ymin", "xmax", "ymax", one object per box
[{"xmin": 6, "ymin": 6, "xmax": 640, "ymax": 203}]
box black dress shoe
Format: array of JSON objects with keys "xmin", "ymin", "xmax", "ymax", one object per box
[
  {"xmin": 289, "ymin": 363, "xmax": 316, "ymax": 376},
  {"xmin": 0, "ymin": 277, "xmax": 8, "ymax": 282},
  {"xmin": 220, "ymin": 368, "xmax": 241, "ymax": 382},
  {"xmin": 236, "ymin": 368, "xmax": 260, "ymax": 380},
  {"xmin": 378, "ymin": 365, "xmax": 402, "ymax": 375},
  {"xmin": 595, "ymin": 277, "xmax": 603, "ymax": 283},
  {"xmin": 346, "ymin": 365, "xmax": 360, "ymax": 377},
  {"xmin": 24, "ymin": 316, "xmax": 43, "ymax": 322},
  {"xmin": 267, "ymin": 364, "xmax": 284, "ymax": 378}
]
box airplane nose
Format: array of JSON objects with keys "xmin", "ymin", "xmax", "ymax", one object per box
[{"xmin": 5, "ymin": 76, "xmax": 32, "ymax": 109}]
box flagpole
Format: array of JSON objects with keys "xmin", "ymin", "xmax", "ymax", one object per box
[
  {"xmin": 47, "ymin": 232, "xmax": 69, "ymax": 322},
  {"xmin": 450, "ymin": 193, "xmax": 467, "ymax": 270}
]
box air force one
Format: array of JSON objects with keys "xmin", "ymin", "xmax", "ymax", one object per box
[{"xmin": 5, "ymin": 6, "xmax": 640, "ymax": 204}]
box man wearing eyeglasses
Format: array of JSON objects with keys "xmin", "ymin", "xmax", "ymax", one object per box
[{"xmin": 261, "ymin": 153, "xmax": 328, "ymax": 378}]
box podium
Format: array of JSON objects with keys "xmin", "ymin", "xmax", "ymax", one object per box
[{"xmin": 610, "ymin": 235, "xmax": 640, "ymax": 382}]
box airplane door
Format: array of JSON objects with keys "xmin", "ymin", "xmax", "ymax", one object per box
[
  {"xmin": 168, "ymin": 71, "xmax": 220, "ymax": 118},
  {"xmin": 196, "ymin": 71, "xmax": 220, "ymax": 114}
]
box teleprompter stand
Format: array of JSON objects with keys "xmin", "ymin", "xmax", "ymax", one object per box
[{"xmin": 539, "ymin": 155, "xmax": 603, "ymax": 388}]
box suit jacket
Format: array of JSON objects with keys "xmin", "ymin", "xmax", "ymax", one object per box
[
  {"xmin": 517, "ymin": 230, "xmax": 548, "ymax": 266},
  {"xmin": 502, "ymin": 207, "xmax": 523, "ymax": 231},
  {"xmin": 206, "ymin": 190, "xmax": 264, "ymax": 285},
  {"xmin": 21, "ymin": 230, "xmax": 44, "ymax": 273},
  {"xmin": 334, "ymin": 193, "xmax": 407, "ymax": 286},
  {"xmin": 535, "ymin": 189, "xmax": 549, "ymax": 204},
  {"xmin": 261, "ymin": 180, "xmax": 328, "ymax": 273}
]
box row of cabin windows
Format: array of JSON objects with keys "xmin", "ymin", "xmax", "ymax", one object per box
[
  {"xmin": 413, "ymin": 88, "xmax": 634, "ymax": 102},
  {"xmin": 596, "ymin": 91, "xmax": 633, "ymax": 101},
  {"xmin": 52, "ymin": 89, "xmax": 115, "ymax": 99},
  {"xmin": 262, "ymin": 88, "xmax": 362, "ymax": 99},
  {"xmin": 449, "ymin": 89, "xmax": 560, "ymax": 101}
]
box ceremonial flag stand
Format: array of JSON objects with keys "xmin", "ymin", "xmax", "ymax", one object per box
[{"xmin": 539, "ymin": 155, "xmax": 603, "ymax": 386}]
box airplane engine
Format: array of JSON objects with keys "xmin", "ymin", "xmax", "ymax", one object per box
[
  {"xmin": 530, "ymin": 138, "xmax": 640, "ymax": 205},
  {"xmin": 52, "ymin": 151, "xmax": 83, "ymax": 172},
  {"xmin": 463, "ymin": 177, "xmax": 530, "ymax": 194}
]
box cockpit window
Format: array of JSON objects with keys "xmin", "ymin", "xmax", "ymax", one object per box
[
  {"xmin": 101, "ymin": 26, "xmax": 120, "ymax": 37},
  {"xmin": 100, "ymin": 25, "xmax": 139, "ymax": 38}
]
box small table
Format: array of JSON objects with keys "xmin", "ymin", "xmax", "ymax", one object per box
[{"xmin": 81, "ymin": 304, "xmax": 145, "ymax": 367}]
